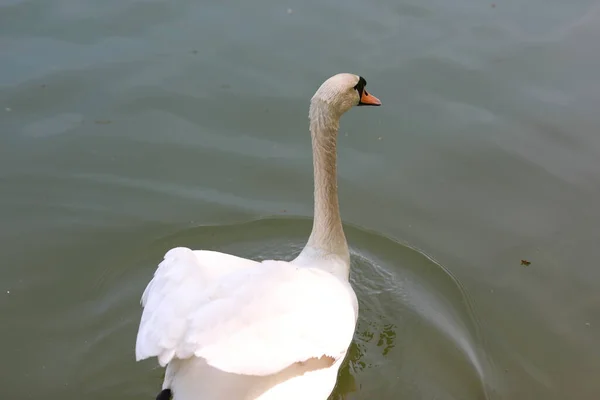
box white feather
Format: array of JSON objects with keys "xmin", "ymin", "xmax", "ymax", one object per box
[{"xmin": 136, "ymin": 247, "xmax": 357, "ymax": 376}]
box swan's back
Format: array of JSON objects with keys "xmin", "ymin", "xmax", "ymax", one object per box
[{"xmin": 136, "ymin": 247, "xmax": 358, "ymax": 399}]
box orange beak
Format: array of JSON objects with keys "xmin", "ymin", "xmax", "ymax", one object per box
[{"xmin": 359, "ymin": 90, "xmax": 382, "ymax": 106}]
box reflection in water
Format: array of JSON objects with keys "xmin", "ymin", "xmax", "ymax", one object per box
[{"xmin": 331, "ymin": 322, "xmax": 398, "ymax": 399}]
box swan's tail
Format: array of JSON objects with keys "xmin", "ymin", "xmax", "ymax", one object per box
[{"xmin": 156, "ymin": 388, "xmax": 172, "ymax": 400}]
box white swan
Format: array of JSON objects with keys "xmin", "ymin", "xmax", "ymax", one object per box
[{"xmin": 135, "ymin": 73, "xmax": 381, "ymax": 400}]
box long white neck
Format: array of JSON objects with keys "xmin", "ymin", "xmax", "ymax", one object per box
[{"xmin": 295, "ymin": 99, "xmax": 350, "ymax": 276}]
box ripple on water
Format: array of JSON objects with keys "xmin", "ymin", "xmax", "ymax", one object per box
[
  {"xmin": 78, "ymin": 217, "xmax": 494, "ymax": 399},
  {"xmin": 113, "ymin": 217, "xmax": 493, "ymax": 399}
]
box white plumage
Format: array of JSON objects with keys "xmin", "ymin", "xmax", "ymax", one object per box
[
  {"xmin": 135, "ymin": 73, "xmax": 381, "ymax": 399},
  {"xmin": 136, "ymin": 247, "xmax": 358, "ymax": 376}
]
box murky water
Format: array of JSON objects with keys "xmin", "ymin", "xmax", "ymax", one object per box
[{"xmin": 2, "ymin": 0, "xmax": 600, "ymax": 399}]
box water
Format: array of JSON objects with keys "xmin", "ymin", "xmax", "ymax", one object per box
[{"xmin": 2, "ymin": 0, "xmax": 600, "ymax": 398}]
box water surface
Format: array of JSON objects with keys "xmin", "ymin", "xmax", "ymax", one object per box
[{"xmin": 2, "ymin": 0, "xmax": 600, "ymax": 398}]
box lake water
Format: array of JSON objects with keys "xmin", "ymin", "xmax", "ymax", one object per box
[{"xmin": 2, "ymin": 0, "xmax": 600, "ymax": 399}]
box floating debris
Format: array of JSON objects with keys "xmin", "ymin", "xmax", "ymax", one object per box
[{"xmin": 520, "ymin": 259, "xmax": 531, "ymax": 267}]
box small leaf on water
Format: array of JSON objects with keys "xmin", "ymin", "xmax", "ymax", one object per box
[{"xmin": 520, "ymin": 259, "xmax": 531, "ymax": 266}]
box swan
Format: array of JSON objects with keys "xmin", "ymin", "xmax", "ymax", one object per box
[{"xmin": 135, "ymin": 73, "xmax": 381, "ymax": 400}]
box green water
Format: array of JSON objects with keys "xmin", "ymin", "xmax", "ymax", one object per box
[{"xmin": 2, "ymin": 0, "xmax": 600, "ymax": 398}]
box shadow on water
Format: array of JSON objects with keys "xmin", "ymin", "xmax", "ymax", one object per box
[{"xmin": 142, "ymin": 217, "xmax": 495, "ymax": 400}]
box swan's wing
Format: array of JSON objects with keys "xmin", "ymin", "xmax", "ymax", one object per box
[
  {"xmin": 135, "ymin": 247, "xmax": 260, "ymax": 365},
  {"xmin": 135, "ymin": 247, "xmax": 358, "ymax": 377}
]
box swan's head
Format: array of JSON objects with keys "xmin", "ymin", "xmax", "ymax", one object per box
[{"xmin": 311, "ymin": 73, "xmax": 381, "ymax": 116}]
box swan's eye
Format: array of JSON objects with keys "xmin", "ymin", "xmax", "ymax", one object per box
[{"xmin": 353, "ymin": 76, "xmax": 367, "ymax": 96}]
